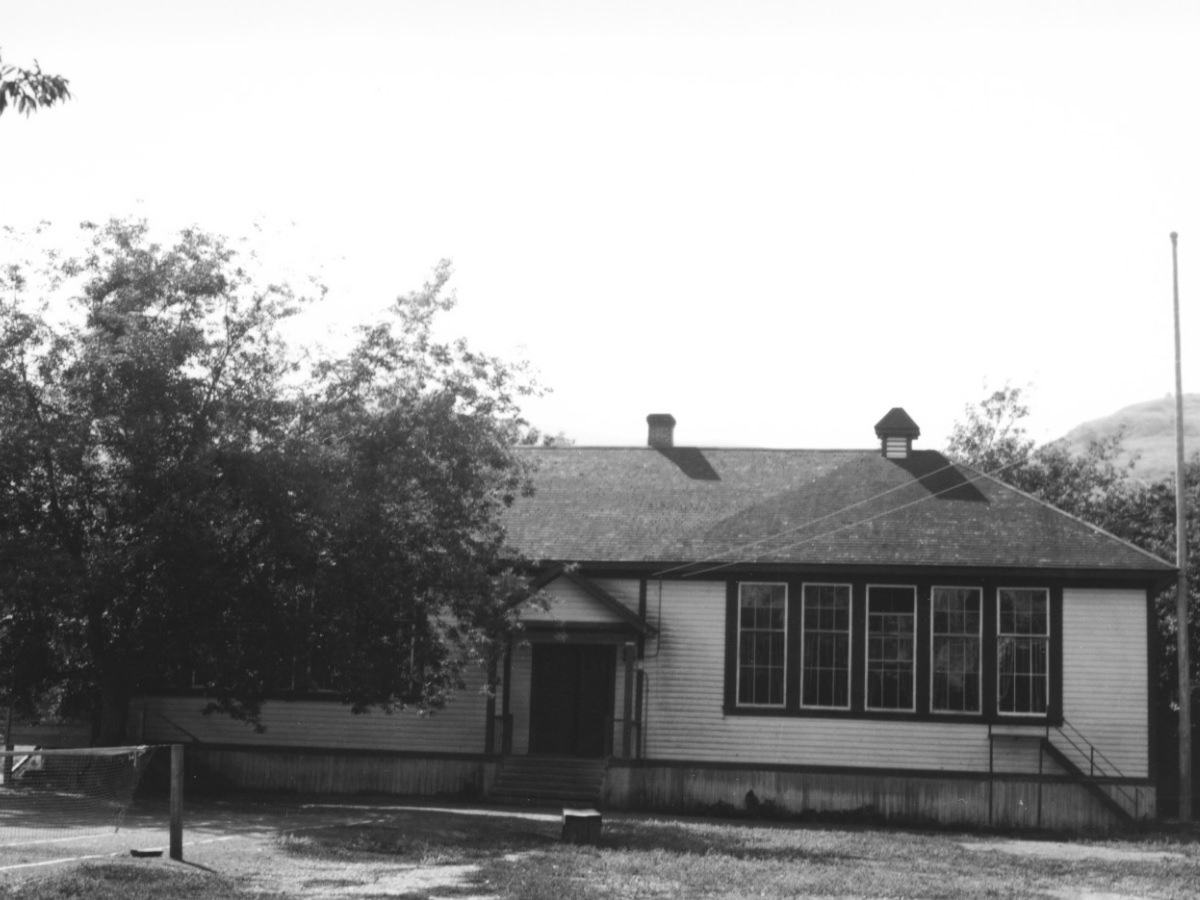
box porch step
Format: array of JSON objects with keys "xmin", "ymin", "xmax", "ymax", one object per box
[{"xmin": 490, "ymin": 756, "xmax": 607, "ymax": 807}]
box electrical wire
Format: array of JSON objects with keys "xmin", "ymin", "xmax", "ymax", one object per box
[
  {"xmin": 652, "ymin": 456, "xmax": 966, "ymax": 579},
  {"xmin": 651, "ymin": 455, "xmax": 1024, "ymax": 580}
]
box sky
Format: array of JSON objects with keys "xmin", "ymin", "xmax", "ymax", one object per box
[{"xmin": 4, "ymin": 1, "xmax": 1200, "ymax": 450}]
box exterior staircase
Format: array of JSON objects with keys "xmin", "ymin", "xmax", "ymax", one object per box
[
  {"xmin": 989, "ymin": 719, "xmax": 1145, "ymax": 829},
  {"xmin": 1039, "ymin": 739, "xmax": 1136, "ymax": 825},
  {"xmin": 490, "ymin": 756, "xmax": 607, "ymax": 807}
]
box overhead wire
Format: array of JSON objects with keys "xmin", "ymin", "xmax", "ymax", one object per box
[
  {"xmin": 651, "ymin": 456, "xmax": 965, "ymax": 579},
  {"xmin": 651, "ymin": 454, "xmax": 1024, "ymax": 581}
]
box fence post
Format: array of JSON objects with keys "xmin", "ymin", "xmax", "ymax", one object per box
[{"xmin": 169, "ymin": 744, "xmax": 184, "ymax": 861}]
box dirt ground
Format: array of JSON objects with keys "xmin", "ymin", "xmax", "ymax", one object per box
[
  {"xmin": 0, "ymin": 797, "xmax": 558, "ymax": 897},
  {"xmin": 0, "ymin": 797, "xmax": 1193, "ymax": 899}
]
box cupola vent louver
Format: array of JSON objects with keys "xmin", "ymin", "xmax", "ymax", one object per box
[{"xmin": 874, "ymin": 408, "xmax": 920, "ymax": 459}]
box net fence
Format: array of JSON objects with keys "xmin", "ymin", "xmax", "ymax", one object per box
[{"xmin": 0, "ymin": 746, "xmax": 158, "ymax": 848}]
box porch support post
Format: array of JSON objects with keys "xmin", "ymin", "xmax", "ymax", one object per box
[
  {"xmin": 622, "ymin": 642, "xmax": 636, "ymax": 759},
  {"xmin": 501, "ymin": 637, "xmax": 513, "ymax": 755},
  {"xmin": 484, "ymin": 652, "xmax": 498, "ymax": 755}
]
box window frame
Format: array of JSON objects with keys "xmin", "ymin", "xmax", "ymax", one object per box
[
  {"xmin": 799, "ymin": 582, "xmax": 853, "ymax": 711},
  {"xmin": 929, "ymin": 585, "xmax": 983, "ymax": 716},
  {"xmin": 722, "ymin": 577, "xmax": 1061, "ymax": 725},
  {"xmin": 864, "ymin": 584, "xmax": 917, "ymax": 714},
  {"xmin": 735, "ymin": 581, "xmax": 789, "ymax": 708},
  {"xmin": 996, "ymin": 586, "xmax": 1051, "ymax": 717}
]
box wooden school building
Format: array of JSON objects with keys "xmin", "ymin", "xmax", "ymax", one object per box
[{"xmin": 140, "ymin": 409, "xmax": 1174, "ymax": 830}]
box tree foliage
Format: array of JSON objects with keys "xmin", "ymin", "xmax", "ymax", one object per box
[
  {"xmin": 946, "ymin": 385, "xmax": 1198, "ymax": 703},
  {"xmin": 0, "ymin": 220, "xmax": 538, "ymax": 741},
  {"xmin": 945, "ymin": 385, "xmax": 1140, "ymax": 533},
  {"xmin": 0, "ymin": 50, "xmax": 70, "ymax": 117}
]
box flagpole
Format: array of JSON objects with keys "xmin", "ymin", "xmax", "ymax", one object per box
[{"xmin": 1172, "ymin": 231, "xmax": 1192, "ymax": 822}]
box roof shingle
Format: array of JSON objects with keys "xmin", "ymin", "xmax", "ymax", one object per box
[{"xmin": 503, "ymin": 446, "xmax": 1173, "ymax": 574}]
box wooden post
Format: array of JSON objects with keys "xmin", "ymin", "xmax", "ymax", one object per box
[
  {"xmin": 501, "ymin": 639, "xmax": 513, "ymax": 756},
  {"xmin": 3, "ymin": 703, "xmax": 13, "ymax": 786},
  {"xmin": 988, "ymin": 725, "xmax": 994, "ymax": 826},
  {"xmin": 1037, "ymin": 740, "xmax": 1043, "ymax": 830},
  {"xmin": 169, "ymin": 744, "xmax": 183, "ymax": 861},
  {"xmin": 562, "ymin": 808, "xmax": 602, "ymax": 844},
  {"xmin": 484, "ymin": 654, "xmax": 497, "ymax": 755},
  {"xmin": 622, "ymin": 643, "xmax": 635, "ymax": 759}
]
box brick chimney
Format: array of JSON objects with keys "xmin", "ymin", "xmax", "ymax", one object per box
[
  {"xmin": 647, "ymin": 414, "xmax": 676, "ymax": 448},
  {"xmin": 874, "ymin": 408, "xmax": 920, "ymax": 459}
]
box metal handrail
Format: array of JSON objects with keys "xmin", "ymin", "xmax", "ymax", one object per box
[{"xmin": 1054, "ymin": 717, "xmax": 1143, "ymax": 819}]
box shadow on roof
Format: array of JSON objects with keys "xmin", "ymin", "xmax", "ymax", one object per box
[
  {"xmin": 892, "ymin": 452, "xmax": 988, "ymax": 503},
  {"xmin": 655, "ymin": 447, "xmax": 721, "ymax": 481}
]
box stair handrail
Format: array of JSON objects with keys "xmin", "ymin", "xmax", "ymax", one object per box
[{"xmin": 1053, "ymin": 717, "xmax": 1143, "ymax": 820}]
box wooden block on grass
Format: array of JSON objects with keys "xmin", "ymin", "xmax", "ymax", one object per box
[{"xmin": 562, "ymin": 808, "xmax": 602, "ymax": 844}]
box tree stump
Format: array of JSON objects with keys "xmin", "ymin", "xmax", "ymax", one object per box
[{"xmin": 561, "ymin": 808, "xmax": 602, "ymax": 844}]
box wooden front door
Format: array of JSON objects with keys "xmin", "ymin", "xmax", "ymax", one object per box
[{"xmin": 529, "ymin": 644, "xmax": 614, "ymax": 757}]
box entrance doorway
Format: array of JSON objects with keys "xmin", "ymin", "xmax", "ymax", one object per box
[{"xmin": 528, "ymin": 644, "xmax": 614, "ymax": 757}]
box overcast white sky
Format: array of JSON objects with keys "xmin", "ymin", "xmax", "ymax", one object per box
[{"xmin": 4, "ymin": 1, "xmax": 1200, "ymax": 449}]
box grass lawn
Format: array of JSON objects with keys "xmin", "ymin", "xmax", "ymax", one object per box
[{"xmin": 2, "ymin": 802, "xmax": 1198, "ymax": 899}]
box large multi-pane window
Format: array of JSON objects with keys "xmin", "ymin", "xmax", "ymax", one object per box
[
  {"xmin": 866, "ymin": 586, "xmax": 916, "ymax": 711},
  {"xmin": 801, "ymin": 583, "xmax": 851, "ymax": 709},
  {"xmin": 931, "ymin": 587, "xmax": 982, "ymax": 713},
  {"xmin": 737, "ymin": 583, "xmax": 787, "ymax": 706},
  {"xmin": 997, "ymin": 588, "xmax": 1050, "ymax": 715},
  {"xmin": 731, "ymin": 580, "xmax": 1052, "ymax": 719}
]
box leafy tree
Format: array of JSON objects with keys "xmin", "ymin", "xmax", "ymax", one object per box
[
  {"xmin": 0, "ymin": 220, "xmax": 537, "ymax": 743},
  {"xmin": 947, "ymin": 385, "xmax": 1199, "ymax": 809},
  {"xmin": 519, "ymin": 427, "xmax": 575, "ymax": 447},
  {"xmin": 0, "ymin": 50, "xmax": 70, "ymax": 117},
  {"xmin": 945, "ymin": 384, "xmax": 1140, "ymax": 533}
]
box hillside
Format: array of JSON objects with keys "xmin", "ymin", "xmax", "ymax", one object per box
[{"xmin": 1061, "ymin": 395, "xmax": 1200, "ymax": 483}]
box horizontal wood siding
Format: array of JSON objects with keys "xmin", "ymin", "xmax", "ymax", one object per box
[
  {"xmin": 138, "ymin": 667, "xmax": 489, "ymax": 753},
  {"xmin": 190, "ymin": 747, "xmax": 490, "ymax": 796},
  {"xmin": 0, "ymin": 723, "xmax": 91, "ymax": 748},
  {"xmin": 591, "ymin": 578, "xmax": 641, "ymax": 614},
  {"xmin": 1061, "ymin": 588, "xmax": 1148, "ymax": 777},
  {"xmin": 646, "ymin": 580, "xmax": 998, "ymax": 772},
  {"xmin": 520, "ymin": 576, "xmax": 629, "ymax": 625}
]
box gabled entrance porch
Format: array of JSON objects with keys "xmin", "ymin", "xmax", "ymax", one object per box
[{"xmin": 486, "ymin": 569, "xmax": 656, "ymax": 806}]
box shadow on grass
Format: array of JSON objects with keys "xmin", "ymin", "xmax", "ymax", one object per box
[
  {"xmin": 275, "ymin": 806, "xmax": 865, "ymax": 867},
  {"xmin": 277, "ymin": 810, "xmax": 560, "ymax": 863},
  {"xmin": 3, "ymin": 862, "xmax": 245, "ymax": 900},
  {"xmin": 597, "ymin": 817, "xmax": 864, "ymax": 864}
]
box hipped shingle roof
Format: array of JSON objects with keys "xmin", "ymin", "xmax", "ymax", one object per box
[{"xmin": 504, "ymin": 447, "xmax": 1173, "ymax": 575}]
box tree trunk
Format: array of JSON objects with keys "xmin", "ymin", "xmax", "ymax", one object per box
[{"xmin": 94, "ymin": 678, "xmax": 131, "ymax": 746}]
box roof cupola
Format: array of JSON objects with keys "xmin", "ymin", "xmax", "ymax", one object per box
[{"xmin": 874, "ymin": 408, "xmax": 920, "ymax": 459}]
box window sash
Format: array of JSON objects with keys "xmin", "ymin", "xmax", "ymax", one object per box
[
  {"xmin": 997, "ymin": 588, "xmax": 1050, "ymax": 715},
  {"xmin": 865, "ymin": 586, "xmax": 916, "ymax": 712},
  {"xmin": 800, "ymin": 583, "xmax": 852, "ymax": 710},
  {"xmin": 930, "ymin": 586, "xmax": 982, "ymax": 714},
  {"xmin": 736, "ymin": 582, "xmax": 787, "ymax": 707}
]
